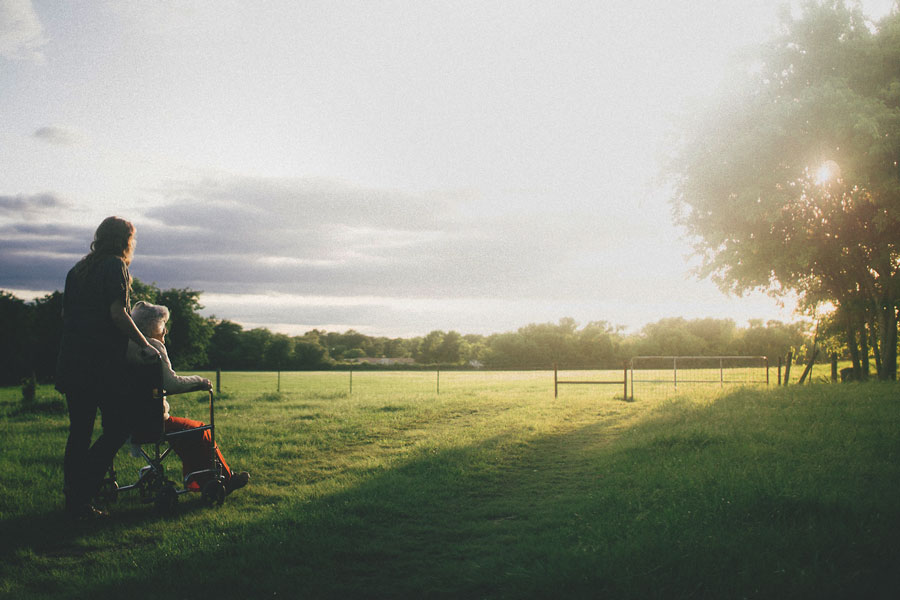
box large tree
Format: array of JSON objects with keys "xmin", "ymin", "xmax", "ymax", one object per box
[{"xmin": 668, "ymin": 1, "xmax": 900, "ymax": 378}]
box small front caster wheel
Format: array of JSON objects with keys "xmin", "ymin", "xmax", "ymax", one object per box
[
  {"xmin": 201, "ymin": 480, "xmax": 226, "ymax": 507},
  {"xmin": 155, "ymin": 484, "xmax": 178, "ymax": 515}
]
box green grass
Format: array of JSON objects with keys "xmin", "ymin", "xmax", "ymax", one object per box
[{"xmin": 1, "ymin": 372, "xmax": 898, "ymax": 599}]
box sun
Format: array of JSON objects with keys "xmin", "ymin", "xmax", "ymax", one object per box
[{"xmin": 815, "ymin": 160, "xmax": 841, "ymax": 186}]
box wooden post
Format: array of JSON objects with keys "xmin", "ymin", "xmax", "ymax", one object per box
[
  {"xmin": 777, "ymin": 357, "xmax": 782, "ymax": 386},
  {"xmin": 623, "ymin": 361, "xmax": 628, "ymax": 400},
  {"xmin": 783, "ymin": 351, "xmax": 793, "ymax": 386},
  {"xmin": 719, "ymin": 358, "xmax": 724, "ymax": 388},
  {"xmin": 798, "ymin": 348, "xmax": 816, "ymax": 384},
  {"xmin": 554, "ymin": 363, "xmax": 558, "ymax": 398},
  {"xmin": 630, "ymin": 358, "xmax": 634, "ymax": 400},
  {"xmin": 673, "ymin": 357, "xmax": 678, "ymax": 390},
  {"xmin": 277, "ymin": 370, "xmax": 281, "ymax": 393},
  {"xmin": 831, "ymin": 353, "xmax": 838, "ymax": 383},
  {"xmin": 216, "ymin": 368, "xmax": 221, "ymax": 394}
]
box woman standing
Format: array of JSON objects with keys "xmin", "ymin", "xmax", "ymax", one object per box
[{"xmin": 56, "ymin": 216, "xmax": 158, "ymax": 520}]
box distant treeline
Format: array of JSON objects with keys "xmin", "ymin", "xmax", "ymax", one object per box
[{"xmin": 1, "ymin": 281, "xmax": 813, "ymax": 385}]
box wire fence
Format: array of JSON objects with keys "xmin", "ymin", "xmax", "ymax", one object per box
[
  {"xmin": 198, "ymin": 368, "xmax": 630, "ymax": 400},
  {"xmin": 189, "ymin": 357, "xmax": 772, "ymax": 402},
  {"xmin": 630, "ymin": 356, "xmax": 770, "ymax": 400},
  {"xmin": 203, "ymin": 369, "xmax": 557, "ymax": 399}
]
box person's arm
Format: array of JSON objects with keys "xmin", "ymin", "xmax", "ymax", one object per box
[
  {"xmin": 152, "ymin": 339, "xmax": 211, "ymax": 394},
  {"xmin": 109, "ymin": 298, "xmax": 159, "ymax": 361}
]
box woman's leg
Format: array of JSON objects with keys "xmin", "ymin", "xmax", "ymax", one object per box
[
  {"xmin": 64, "ymin": 390, "xmax": 99, "ymax": 508},
  {"xmin": 165, "ymin": 416, "xmax": 232, "ymax": 488},
  {"xmin": 79, "ymin": 387, "xmax": 132, "ymax": 502}
]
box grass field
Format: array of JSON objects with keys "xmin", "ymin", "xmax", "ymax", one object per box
[{"xmin": 1, "ymin": 370, "xmax": 898, "ymax": 599}]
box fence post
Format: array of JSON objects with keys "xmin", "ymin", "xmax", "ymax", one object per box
[
  {"xmin": 831, "ymin": 353, "xmax": 838, "ymax": 382},
  {"xmin": 629, "ymin": 358, "xmax": 634, "ymax": 400},
  {"xmin": 623, "ymin": 361, "xmax": 628, "ymax": 400},
  {"xmin": 777, "ymin": 357, "xmax": 782, "ymax": 386},
  {"xmin": 277, "ymin": 370, "xmax": 281, "ymax": 393},
  {"xmin": 783, "ymin": 351, "xmax": 792, "ymax": 386},
  {"xmin": 554, "ymin": 363, "xmax": 558, "ymax": 398},
  {"xmin": 216, "ymin": 368, "xmax": 221, "ymax": 394},
  {"xmin": 766, "ymin": 357, "xmax": 770, "ymax": 385},
  {"xmin": 719, "ymin": 358, "xmax": 724, "ymax": 388},
  {"xmin": 673, "ymin": 357, "xmax": 678, "ymax": 390}
]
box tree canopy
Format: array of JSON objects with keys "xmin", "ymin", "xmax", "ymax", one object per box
[
  {"xmin": 0, "ymin": 287, "xmax": 811, "ymax": 385},
  {"xmin": 668, "ymin": 0, "xmax": 900, "ymax": 379}
]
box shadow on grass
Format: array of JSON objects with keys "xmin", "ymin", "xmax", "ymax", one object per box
[
  {"xmin": 7, "ymin": 397, "xmax": 67, "ymax": 418},
  {"xmin": 4, "ymin": 387, "xmax": 900, "ymax": 599}
]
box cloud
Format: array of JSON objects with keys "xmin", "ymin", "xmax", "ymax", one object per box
[
  {"xmin": 0, "ymin": 192, "xmax": 70, "ymax": 217},
  {"xmin": 129, "ymin": 175, "xmax": 610, "ymax": 301},
  {"xmin": 0, "ymin": 221, "xmax": 90, "ymax": 291},
  {"xmin": 0, "ymin": 0, "xmax": 46, "ymax": 63},
  {"xmin": 33, "ymin": 126, "xmax": 81, "ymax": 146},
  {"xmin": 0, "ymin": 175, "xmax": 687, "ymax": 335}
]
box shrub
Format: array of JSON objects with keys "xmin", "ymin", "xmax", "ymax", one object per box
[{"xmin": 21, "ymin": 374, "xmax": 36, "ymax": 405}]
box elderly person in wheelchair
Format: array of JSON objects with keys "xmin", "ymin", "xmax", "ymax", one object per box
[{"xmin": 127, "ymin": 301, "xmax": 249, "ymax": 495}]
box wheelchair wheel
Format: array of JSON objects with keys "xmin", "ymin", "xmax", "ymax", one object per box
[
  {"xmin": 201, "ymin": 480, "xmax": 226, "ymax": 507},
  {"xmin": 155, "ymin": 483, "xmax": 178, "ymax": 514}
]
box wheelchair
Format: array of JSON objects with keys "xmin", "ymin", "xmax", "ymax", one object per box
[{"xmin": 95, "ymin": 360, "xmax": 228, "ymax": 513}]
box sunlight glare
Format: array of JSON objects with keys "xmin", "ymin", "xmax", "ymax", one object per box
[{"xmin": 815, "ymin": 160, "xmax": 841, "ymax": 186}]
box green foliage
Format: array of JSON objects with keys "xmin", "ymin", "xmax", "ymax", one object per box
[
  {"xmin": 0, "ymin": 291, "xmax": 34, "ymax": 385},
  {"xmin": 157, "ymin": 287, "xmax": 213, "ymax": 370},
  {"xmin": 208, "ymin": 319, "xmax": 244, "ymax": 369},
  {"xmin": 483, "ymin": 318, "xmax": 626, "ymax": 368},
  {"xmin": 667, "ymin": 1, "xmax": 900, "ymax": 378},
  {"xmin": 739, "ymin": 319, "xmax": 809, "ymax": 360},
  {"xmin": 20, "ymin": 373, "xmax": 35, "ymax": 405},
  {"xmin": 0, "ymin": 291, "xmax": 62, "ymax": 385},
  {"xmin": 414, "ymin": 329, "xmax": 466, "ymax": 364},
  {"xmin": 1, "ymin": 284, "xmax": 817, "ymax": 380}
]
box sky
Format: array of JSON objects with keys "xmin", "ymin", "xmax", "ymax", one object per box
[{"xmin": 1, "ymin": 0, "xmax": 895, "ymax": 338}]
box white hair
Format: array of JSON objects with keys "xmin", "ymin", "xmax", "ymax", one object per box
[{"xmin": 131, "ymin": 301, "xmax": 170, "ymax": 337}]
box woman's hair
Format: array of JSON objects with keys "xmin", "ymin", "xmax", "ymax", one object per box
[
  {"xmin": 72, "ymin": 216, "xmax": 136, "ymax": 277},
  {"xmin": 90, "ymin": 216, "xmax": 135, "ymax": 261},
  {"xmin": 131, "ymin": 301, "xmax": 170, "ymax": 338}
]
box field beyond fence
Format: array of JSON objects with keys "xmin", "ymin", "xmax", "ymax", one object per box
[
  {"xmin": 206, "ymin": 360, "xmax": 835, "ymax": 401},
  {"xmin": 2, "ymin": 371, "xmax": 897, "ymax": 599}
]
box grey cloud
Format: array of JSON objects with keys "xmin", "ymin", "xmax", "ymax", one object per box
[
  {"xmin": 148, "ymin": 177, "xmax": 449, "ymax": 232},
  {"xmin": 0, "ymin": 247, "xmax": 74, "ymax": 290},
  {"xmin": 130, "ymin": 176, "xmax": 605, "ymax": 300},
  {"xmin": 33, "ymin": 126, "xmax": 80, "ymax": 145},
  {"xmin": 132, "ymin": 219, "xmax": 594, "ymax": 300},
  {"xmin": 0, "ymin": 222, "xmax": 91, "ymax": 290},
  {"xmin": 0, "ymin": 193, "xmax": 70, "ymax": 216},
  {"xmin": 1, "ymin": 175, "xmax": 611, "ymax": 307}
]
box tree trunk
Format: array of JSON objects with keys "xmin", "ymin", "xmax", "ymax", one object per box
[
  {"xmin": 858, "ymin": 319, "xmax": 870, "ymax": 380},
  {"xmin": 874, "ymin": 299, "xmax": 898, "ymax": 381},
  {"xmin": 869, "ymin": 312, "xmax": 883, "ymax": 379},
  {"xmin": 846, "ymin": 314, "xmax": 861, "ymax": 380},
  {"xmin": 798, "ymin": 322, "xmax": 819, "ymax": 385}
]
